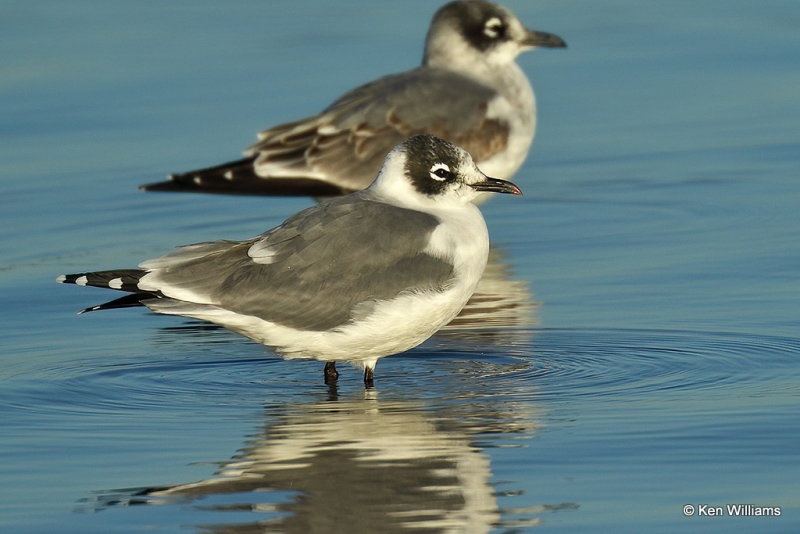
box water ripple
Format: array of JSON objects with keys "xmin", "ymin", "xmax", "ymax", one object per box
[
  {"xmin": 5, "ymin": 327, "xmax": 797, "ymax": 419},
  {"xmin": 3, "ymin": 345, "xmax": 296, "ymax": 418},
  {"xmin": 492, "ymin": 327, "xmax": 800, "ymax": 400}
]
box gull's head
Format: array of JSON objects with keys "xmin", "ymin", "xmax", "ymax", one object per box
[
  {"xmin": 423, "ymin": 1, "xmax": 566, "ymax": 69},
  {"xmin": 369, "ymin": 135, "xmax": 521, "ymax": 209}
]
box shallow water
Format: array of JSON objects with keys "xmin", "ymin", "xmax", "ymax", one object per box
[{"xmin": 2, "ymin": 1, "xmax": 799, "ymax": 532}]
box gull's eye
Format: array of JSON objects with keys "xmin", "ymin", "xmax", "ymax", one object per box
[
  {"xmin": 483, "ymin": 17, "xmax": 505, "ymax": 39},
  {"xmin": 430, "ymin": 163, "xmax": 453, "ymax": 182}
]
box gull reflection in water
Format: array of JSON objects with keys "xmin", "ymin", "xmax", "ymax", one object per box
[
  {"xmin": 441, "ymin": 247, "xmax": 538, "ymax": 340},
  {"xmin": 86, "ymin": 388, "xmax": 549, "ymax": 532}
]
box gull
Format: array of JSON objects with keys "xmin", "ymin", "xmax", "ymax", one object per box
[
  {"xmin": 60, "ymin": 135, "xmax": 522, "ymax": 385},
  {"xmin": 140, "ymin": 0, "xmax": 564, "ymax": 197}
]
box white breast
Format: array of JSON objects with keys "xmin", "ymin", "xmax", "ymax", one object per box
[
  {"xmin": 424, "ymin": 203, "xmax": 490, "ymax": 291},
  {"xmin": 477, "ymin": 62, "xmax": 536, "ymax": 180}
]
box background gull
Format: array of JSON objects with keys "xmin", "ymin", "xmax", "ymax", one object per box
[
  {"xmin": 140, "ymin": 0, "xmax": 565, "ymax": 197},
  {"xmin": 60, "ymin": 135, "xmax": 522, "ymax": 385}
]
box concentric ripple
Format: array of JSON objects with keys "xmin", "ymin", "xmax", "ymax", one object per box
[
  {"xmin": 1, "ymin": 342, "xmax": 298, "ymax": 419},
  {"xmin": 4, "ymin": 326, "xmax": 797, "ymax": 419},
  {"xmin": 470, "ymin": 327, "xmax": 800, "ymax": 400}
]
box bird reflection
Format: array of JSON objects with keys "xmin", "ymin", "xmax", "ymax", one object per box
[
  {"xmin": 86, "ymin": 389, "xmax": 545, "ymax": 532},
  {"xmin": 439, "ymin": 246, "xmax": 538, "ymax": 345}
]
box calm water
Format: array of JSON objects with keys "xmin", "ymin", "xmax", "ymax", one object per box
[{"xmin": 2, "ymin": 1, "xmax": 799, "ymax": 532}]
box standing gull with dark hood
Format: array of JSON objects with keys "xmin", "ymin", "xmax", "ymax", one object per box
[
  {"xmin": 141, "ymin": 1, "xmax": 565, "ymax": 197},
  {"xmin": 61, "ymin": 136, "xmax": 522, "ymax": 385}
]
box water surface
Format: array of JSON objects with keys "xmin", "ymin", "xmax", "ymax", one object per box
[{"xmin": 2, "ymin": 1, "xmax": 799, "ymax": 532}]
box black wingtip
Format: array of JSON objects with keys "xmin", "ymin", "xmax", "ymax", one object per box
[
  {"xmin": 141, "ymin": 156, "xmax": 353, "ymax": 197},
  {"xmin": 77, "ymin": 293, "xmax": 154, "ymax": 314},
  {"xmin": 141, "ymin": 175, "xmax": 350, "ymax": 197},
  {"xmin": 139, "ymin": 178, "xmax": 187, "ymax": 192},
  {"xmin": 140, "ymin": 157, "xmax": 257, "ymax": 194}
]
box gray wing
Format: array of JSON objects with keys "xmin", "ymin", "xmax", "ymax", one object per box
[
  {"xmin": 244, "ymin": 67, "xmax": 507, "ymax": 192},
  {"xmin": 146, "ymin": 195, "xmax": 455, "ymax": 331}
]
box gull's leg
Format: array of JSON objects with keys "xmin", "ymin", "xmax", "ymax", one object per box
[
  {"xmin": 363, "ymin": 365, "xmax": 374, "ymax": 387},
  {"xmin": 324, "ymin": 361, "xmax": 339, "ymax": 384}
]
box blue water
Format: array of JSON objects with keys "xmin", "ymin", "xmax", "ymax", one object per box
[{"xmin": 2, "ymin": 1, "xmax": 799, "ymax": 532}]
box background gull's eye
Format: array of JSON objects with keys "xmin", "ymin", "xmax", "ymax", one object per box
[{"xmin": 484, "ymin": 17, "xmax": 505, "ymax": 39}]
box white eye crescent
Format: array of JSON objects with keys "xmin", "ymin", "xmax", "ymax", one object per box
[
  {"xmin": 430, "ymin": 163, "xmax": 451, "ymax": 181},
  {"xmin": 484, "ymin": 17, "xmax": 503, "ymax": 39}
]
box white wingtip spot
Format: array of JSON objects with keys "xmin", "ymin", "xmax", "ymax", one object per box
[
  {"xmin": 108, "ymin": 278, "xmax": 123, "ymax": 289},
  {"xmin": 56, "ymin": 275, "xmax": 66, "ymax": 283},
  {"xmin": 76, "ymin": 276, "xmax": 89, "ymax": 286},
  {"xmin": 193, "ymin": 176, "xmax": 202, "ymax": 185},
  {"xmin": 224, "ymin": 171, "xmax": 234, "ymax": 180}
]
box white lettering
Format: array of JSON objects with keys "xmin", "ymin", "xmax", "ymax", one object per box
[
  {"xmin": 726, "ymin": 504, "xmax": 782, "ymax": 517},
  {"xmin": 698, "ymin": 504, "xmax": 723, "ymax": 516}
]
